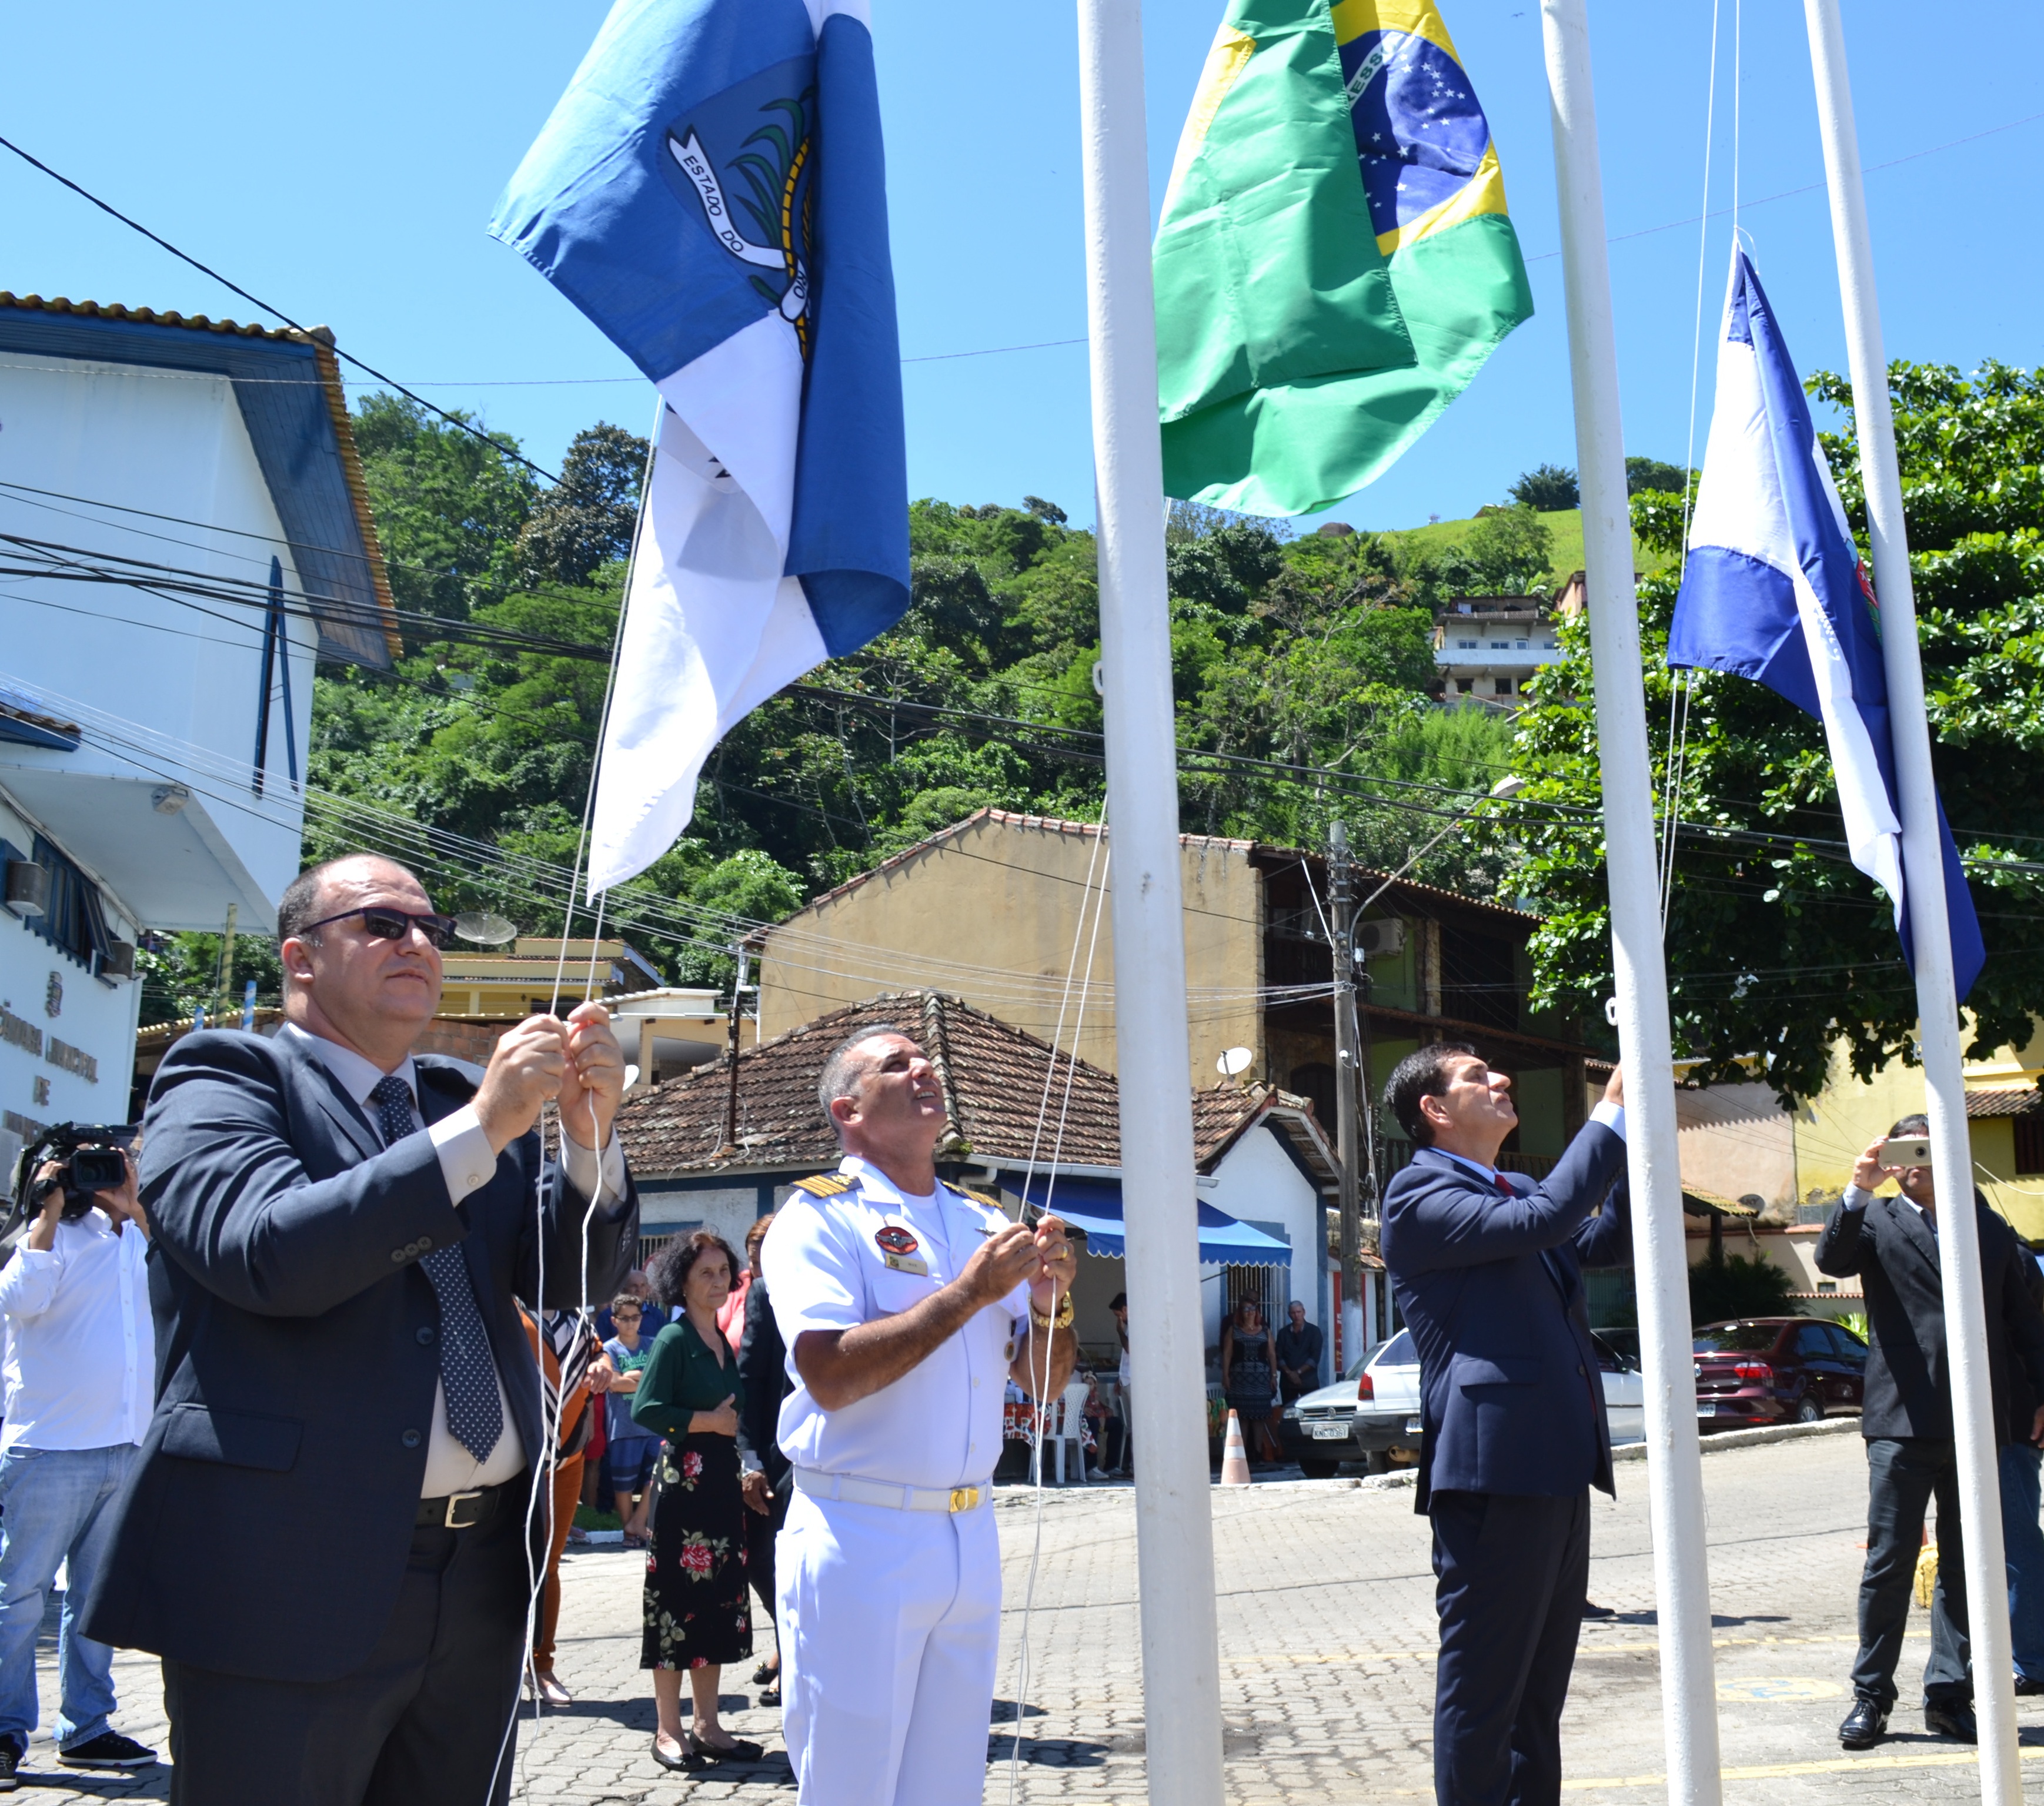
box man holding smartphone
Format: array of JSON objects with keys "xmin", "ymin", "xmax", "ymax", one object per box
[{"xmin": 1816, "ymin": 1113, "xmax": 2044, "ymax": 1748}]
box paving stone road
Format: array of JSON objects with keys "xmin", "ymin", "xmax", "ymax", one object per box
[{"xmin": 20, "ymin": 1426, "xmax": 2042, "ymax": 1801}]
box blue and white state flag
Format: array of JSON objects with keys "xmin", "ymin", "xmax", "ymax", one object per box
[
  {"xmin": 1668, "ymin": 249, "xmax": 1983, "ymax": 999},
  {"xmin": 492, "ymin": 0, "xmax": 909, "ymax": 893}
]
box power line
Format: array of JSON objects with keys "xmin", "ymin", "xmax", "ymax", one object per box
[{"xmin": 0, "ymin": 132, "xmax": 563, "ymax": 486}]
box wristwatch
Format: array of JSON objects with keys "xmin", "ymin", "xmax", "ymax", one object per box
[{"xmin": 1030, "ymin": 1292, "xmax": 1076, "ymax": 1332}]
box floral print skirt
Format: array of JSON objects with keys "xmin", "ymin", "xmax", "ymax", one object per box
[{"xmin": 642, "ymin": 1432, "xmax": 754, "ymax": 1671}]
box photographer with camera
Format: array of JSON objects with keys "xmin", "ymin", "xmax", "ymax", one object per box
[
  {"xmin": 0, "ymin": 1128, "xmax": 158, "ymax": 1787},
  {"xmin": 1816, "ymin": 1115, "xmax": 2044, "ymax": 1750}
]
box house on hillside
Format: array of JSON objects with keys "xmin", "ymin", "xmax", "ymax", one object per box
[
  {"xmin": 0, "ymin": 292, "xmax": 396, "ymax": 1165},
  {"xmin": 1432, "ymin": 595, "xmax": 1561, "ymax": 708},
  {"xmin": 614, "ymin": 991, "xmax": 1352, "ymax": 1381},
  {"xmin": 749, "ymin": 810, "xmax": 1608, "ymax": 1188}
]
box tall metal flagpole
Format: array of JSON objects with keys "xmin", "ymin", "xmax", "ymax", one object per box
[
  {"xmin": 1074, "ymin": 0, "xmax": 1226, "ymax": 1801},
  {"xmin": 1803, "ymin": 6, "xmax": 2018, "ymax": 1796},
  {"xmin": 1539, "ymin": 5, "xmax": 1723, "ymax": 1802}
]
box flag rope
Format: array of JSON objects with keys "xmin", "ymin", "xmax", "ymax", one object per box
[{"xmin": 1007, "ymin": 812, "xmax": 1112, "ymax": 1801}]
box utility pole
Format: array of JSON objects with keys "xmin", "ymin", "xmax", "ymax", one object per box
[
  {"xmin": 215, "ymin": 903, "xmax": 237, "ymax": 1026},
  {"xmin": 1330, "ymin": 822, "xmax": 1363, "ymax": 1372},
  {"xmin": 720, "ymin": 943, "xmax": 751, "ymax": 1158}
]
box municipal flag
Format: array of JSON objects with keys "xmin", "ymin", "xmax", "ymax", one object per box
[
  {"xmin": 1153, "ymin": 0, "xmax": 1533, "ymax": 517},
  {"xmin": 492, "ymin": 0, "xmax": 910, "ymax": 894},
  {"xmin": 1668, "ymin": 250, "xmax": 1984, "ymax": 999}
]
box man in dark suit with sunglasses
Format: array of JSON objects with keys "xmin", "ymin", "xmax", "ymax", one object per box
[{"xmin": 82, "ymin": 854, "xmax": 637, "ymax": 1806}]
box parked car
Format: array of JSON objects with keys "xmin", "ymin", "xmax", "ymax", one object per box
[
  {"xmin": 1278, "ymin": 1350, "xmax": 1382, "ymax": 1477},
  {"xmin": 1694, "ymin": 1317, "xmax": 1868, "ymax": 1429},
  {"xmin": 1348, "ymin": 1328, "xmax": 1646, "ymax": 1466}
]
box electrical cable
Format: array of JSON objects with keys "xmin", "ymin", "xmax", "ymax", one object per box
[{"xmin": 0, "ymin": 132, "xmax": 565, "ymax": 486}]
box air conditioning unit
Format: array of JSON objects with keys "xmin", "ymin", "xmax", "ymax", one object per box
[
  {"xmin": 97, "ymin": 941, "xmax": 136, "ymax": 984},
  {"xmin": 1354, "ymin": 917, "xmax": 1407, "ymax": 959},
  {"xmin": 3, "ymin": 861, "xmax": 48, "ymax": 920}
]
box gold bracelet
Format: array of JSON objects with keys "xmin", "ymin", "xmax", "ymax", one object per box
[{"xmin": 1030, "ymin": 1292, "xmax": 1076, "ymax": 1332}]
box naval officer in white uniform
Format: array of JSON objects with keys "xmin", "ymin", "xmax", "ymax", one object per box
[{"xmin": 764, "ymin": 1023, "xmax": 1078, "ymax": 1805}]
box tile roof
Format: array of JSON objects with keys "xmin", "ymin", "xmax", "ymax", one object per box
[
  {"xmin": 0, "ymin": 293, "xmax": 317, "ymax": 343},
  {"xmin": 614, "ymin": 989, "xmax": 1333, "ymax": 1182},
  {"xmin": 1967, "ymin": 1087, "xmax": 2044, "ymax": 1119},
  {"xmin": 618, "ymin": 991, "xmax": 1122, "ymax": 1178},
  {"xmin": 0, "ymin": 292, "xmax": 399, "ymax": 664}
]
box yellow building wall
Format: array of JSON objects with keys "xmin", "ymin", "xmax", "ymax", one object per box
[
  {"xmin": 1793, "ymin": 1035, "xmax": 2044, "ymax": 1242},
  {"xmin": 756, "ymin": 815, "xmax": 1266, "ymax": 1089}
]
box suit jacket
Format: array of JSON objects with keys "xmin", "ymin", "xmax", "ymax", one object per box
[
  {"xmin": 1381, "ymin": 1124, "xmax": 1630, "ymax": 1514},
  {"xmin": 736, "ymin": 1273, "xmax": 790, "ymax": 1489},
  {"xmin": 1814, "ymin": 1188, "xmax": 2044, "ymax": 1443},
  {"xmin": 81, "ymin": 1028, "xmax": 637, "ymax": 1682}
]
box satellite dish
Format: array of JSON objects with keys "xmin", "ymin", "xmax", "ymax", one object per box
[
  {"xmin": 453, "ymin": 912, "xmax": 519, "ymax": 946},
  {"xmin": 1217, "ymin": 1046, "xmax": 1254, "ymax": 1078}
]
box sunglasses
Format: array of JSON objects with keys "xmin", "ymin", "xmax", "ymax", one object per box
[{"xmin": 299, "ymin": 906, "xmax": 459, "ymax": 950}]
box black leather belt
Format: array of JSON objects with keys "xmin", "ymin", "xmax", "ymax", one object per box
[{"xmin": 416, "ymin": 1477, "xmax": 514, "ymax": 1530}]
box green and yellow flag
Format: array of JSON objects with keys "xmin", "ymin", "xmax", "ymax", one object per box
[{"xmin": 1154, "ymin": 0, "xmax": 1532, "ymax": 516}]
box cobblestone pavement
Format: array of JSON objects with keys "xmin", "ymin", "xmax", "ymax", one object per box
[{"xmin": 18, "ymin": 1427, "xmax": 2043, "ymax": 1801}]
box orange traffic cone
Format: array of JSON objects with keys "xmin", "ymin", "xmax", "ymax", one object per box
[{"xmin": 1219, "ymin": 1409, "xmax": 1252, "ymax": 1486}]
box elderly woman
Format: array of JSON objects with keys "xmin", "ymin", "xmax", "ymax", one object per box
[
  {"xmin": 1220, "ymin": 1297, "xmax": 1282, "ymax": 1464},
  {"xmin": 633, "ymin": 1231, "xmax": 762, "ymax": 1772}
]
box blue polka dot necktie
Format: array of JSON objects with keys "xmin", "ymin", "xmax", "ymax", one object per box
[{"xmin": 369, "ymin": 1074, "xmax": 503, "ymax": 1466}]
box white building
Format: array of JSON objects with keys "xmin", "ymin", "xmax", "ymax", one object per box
[
  {"xmin": 1433, "ymin": 595, "xmax": 1561, "ymax": 707},
  {"xmin": 0, "ymin": 292, "xmax": 396, "ymax": 1159}
]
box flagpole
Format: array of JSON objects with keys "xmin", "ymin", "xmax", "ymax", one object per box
[
  {"xmin": 1538, "ymin": 6, "xmax": 1723, "ymax": 1804},
  {"xmin": 1073, "ymin": 1, "xmax": 1227, "ymax": 1803},
  {"xmin": 1803, "ymin": 5, "xmax": 2018, "ymax": 1795}
]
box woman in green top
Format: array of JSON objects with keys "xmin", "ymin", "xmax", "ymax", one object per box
[{"xmin": 633, "ymin": 1230, "xmax": 762, "ymax": 1772}]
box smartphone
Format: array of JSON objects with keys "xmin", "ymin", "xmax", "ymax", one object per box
[{"xmin": 1881, "ymin": 1136, "xmax": 1932, "ymax": 1168}]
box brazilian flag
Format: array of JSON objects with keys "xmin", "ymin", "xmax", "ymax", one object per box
[{"xmin": 1154, "ymin": 0, "xmax": 1532, "ymax": 517}]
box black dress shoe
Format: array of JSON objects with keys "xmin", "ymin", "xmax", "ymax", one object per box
[
  {"xmin": 1581, "ymin": 1601, "xmax": 1617, "ymax": 1620},
  {"xmin": 1924, "ymin": 1700, "xmax": 1978, "ymax": 1743},
  {"xmin": 1838, "ymin": 1697, "xmax": 1889, "ymax": 1748},
  {"xmin": 651, "ymin": 1734, "xmax": 704, "ymax": 1772},
  {"xmin": 689, "ymin": 1731, "xmax": 765, "ymax": 1764},
  {"xmin": 2016, "ymin": 1674, "xmax": 2044, "ymax": 1697}
]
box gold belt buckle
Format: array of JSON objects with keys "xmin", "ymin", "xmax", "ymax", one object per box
[
  {"xmin": 948, "ymin": 1485, "xmax": 980, "ymax": 1513},
  {"xmin": 444, "ymin": 1489, "xmax": 485, "ymax": 1529}
]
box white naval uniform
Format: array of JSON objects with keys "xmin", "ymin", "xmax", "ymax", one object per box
[{"xmin": 764, "ymin": 1155, "xmax": 1030, "ymax": 1806}]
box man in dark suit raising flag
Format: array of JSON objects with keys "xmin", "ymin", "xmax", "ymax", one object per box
[{"xmin": 1381, "ymin": 1044, "xmax": 1629, "ymax": 1806}]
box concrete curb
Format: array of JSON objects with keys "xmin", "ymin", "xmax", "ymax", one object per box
[
  {"xmin": 1347, "ymin": 1414, "xmax": 1861, "ymax": 1491},
  {"xmin": 1611, "ymin": 1414, "xmax": 1860, "ymax": 1462}
]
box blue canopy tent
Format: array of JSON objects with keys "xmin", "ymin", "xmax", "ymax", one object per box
[{"xmin": 1017, "ymin": 1176, "xmax": 1290, "ymax": 1267}]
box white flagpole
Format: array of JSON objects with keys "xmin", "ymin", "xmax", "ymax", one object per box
[
  {"xmin": 1538, "ymin": 5, "xmax": 1724, "ymax": 1803},
  {"xmin": 1073, "ymin": 0, "xmax": 1226, "ymax": 1802},
  {"xmin": 1803, "ymin": 5, "xmax": 2018, "ymax": 1795}
]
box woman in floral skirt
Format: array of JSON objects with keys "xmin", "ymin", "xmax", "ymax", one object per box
[{"xmin": 633, "ymin": 1230, "xmax": 762, "ymax": 1772}]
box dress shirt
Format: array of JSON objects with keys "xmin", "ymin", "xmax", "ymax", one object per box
[
  {"xmin": 0, "ymin": 1209, "xmax": 153, "ymax": 1452},
  {"xmin": 278, "ymin": 1021, "xmax": 627, "ymax": 1495}
]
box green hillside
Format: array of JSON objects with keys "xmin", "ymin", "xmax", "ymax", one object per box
[{"xmin": 1372, "ymin": 507, "xmax": 1675, "ymax": 594}]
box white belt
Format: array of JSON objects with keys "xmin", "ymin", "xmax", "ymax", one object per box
[{"xmin": 793, "ymin": 1466, "xmax": 991, "ymax": 1514}]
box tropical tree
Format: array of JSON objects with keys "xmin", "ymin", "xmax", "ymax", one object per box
[{"xmin": 1497, "ymin": 359, "xmax": 2044, "ymax": 1103}]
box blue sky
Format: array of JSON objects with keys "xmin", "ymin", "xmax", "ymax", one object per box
[{"xmin": 4, "ymin": 1, "xmax": 2039, "ymax": 532}]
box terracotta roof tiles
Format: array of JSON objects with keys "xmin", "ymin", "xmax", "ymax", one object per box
[{"xmin": 615, "ymin": 989, "xmax": 1330, "ymax": 1182}]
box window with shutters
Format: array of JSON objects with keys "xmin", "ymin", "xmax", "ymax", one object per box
[{"xmin": 2016, "ymin": 1115, "xmax": 2044, "ymax": 1177}]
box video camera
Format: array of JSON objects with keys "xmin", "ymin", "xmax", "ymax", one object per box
[{"xmin": 5, "ymin": 1122, "xmax": 139, "ymax": 1239}]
